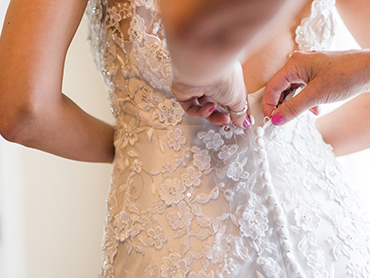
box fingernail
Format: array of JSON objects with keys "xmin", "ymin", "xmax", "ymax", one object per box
[
  {"xmin": 222, "ymin": 122, "xmax": 229, "ymax": 126},
  {"xmin": 309, "ymin": 109, "xmax": 316, "ymax": 115},
  {"xmin": 271, "ymin": 113, "xmax": 285, "ymax": 126},
  {"xmin": 310, "ymin": 106, "xmax": 321, "ymax": 116},
  {"xmin": 209, "ymin": 107, "xmax": 216, "ymax": 113},
  {"xmin": 243, "ymin": 117, "xmax": 251, "ymax": 129}
]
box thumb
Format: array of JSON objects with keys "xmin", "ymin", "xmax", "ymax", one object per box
[
  {"xmin": 215, "ymin": 61, "xmax": 250, "ymax": 129},
  {"xmin": 271, "ymin": 82, "xmax": 320, "ymax": 126}
]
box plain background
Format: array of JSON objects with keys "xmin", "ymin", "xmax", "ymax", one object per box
[{"xmin": 0, "ymin": 1, "xmax": 370, "ymax": 278}]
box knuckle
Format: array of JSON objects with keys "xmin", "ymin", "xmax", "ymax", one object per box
[
  {"xmin": 223, "ymin": 89, "xmax": 247, "ymax": 109},
  {"xmin": 188, "ymin": 107, "xmax": 202, "ymax": 118},
  {"xmin": 290, "ymin": 51, "xmax": 305, "ymax": 61},
  {"xmin": 284, "ymin": 101, "xmax": 301, "ymax": 119}
]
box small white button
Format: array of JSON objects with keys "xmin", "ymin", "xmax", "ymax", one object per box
[
  {"xmin": 275, "ymin": 216, "xmax": 286, "ymax": 226},
  {"xmin": 285, "ymin": 251, "xmax": 294, "ymax": 262},
  {"xmin": 256, "ymin": 138, "xmax": 265, "ymax": 148},
  {"xmin": 279, "ymin": 227, "xmax": 289, "ymax": 238},
  {"xmin": 263, "ymin": 172, "xmax": 272, "ymax": 182},
  {"xmin": 256, "ymin": 126, "xmax": 264, "ymax": 137},
  {"xmin": 268, "ymin": 194, "xmax": 278, "ymax": 205},
  {"xmin": 274, "ymin": 205, "xmax": 283, "ymax": 216},
  {"xmin": 260, "ymin": 161, "xmax": 269, "ymax": 172},
  {"xmin": 282, "ymin": 240, "xmax": 292, "ymax": 251},
  {"xmin": 257, "ymin": 149, "xmax": 267, "ymax": 159},
  {"xmin": 290, "ymin": 262, "xmax": 299, "ymax": 273},
  {"xmin": 264, "ymin": 183, "xmax": 274, "ymax": 193}
]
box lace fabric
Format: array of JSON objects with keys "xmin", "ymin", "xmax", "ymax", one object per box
[{"xmin": 86, "ymin": 0, "xmax": 370, "ymax": 277}]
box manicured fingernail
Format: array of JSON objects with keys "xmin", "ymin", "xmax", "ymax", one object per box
[
  {"xmin": 222, "ymin": 122, "xmax": 229, "ymax": 126},
  {"xmin": 243, "ymin": 117, "xmax": 251, "ymax": 129},
  {"xmin": 209, "ymin": 107, "xmax": 216, "ymax": 113},
  {"xmin": 310, "ymin": 106, "xmax": 321, "ymax": 116},
  {"xmin": 271, "ymin": 113, "xmax": 285, "ymax": 126}
]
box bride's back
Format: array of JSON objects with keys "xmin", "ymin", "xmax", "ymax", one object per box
[{"xmin": 242, "ymin": 1, "xmax": 312, "ymax": 93}]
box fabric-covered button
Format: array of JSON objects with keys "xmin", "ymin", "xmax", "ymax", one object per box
[
  {"xmin": 257, "ymin": 149, "xmax": 267, "ymax": 159},
  {"xmin": 285, "ymin": 251, "xmax": 294, "ymax": 262},
  {"xmin": 290, "ymin": 262, "xmax": 300, "ymax": 273},
  {"xmin": 282, "ymin": 240, "xmax": 292, "ymax": 251},
  {"xmin": 260, "ymin": 161, "xmax": 269, "ymax": 172},
  {"xmin": 279, "ymin": 227, "xmax": 289, "ymax": 238},
  {"xmin": 275, "ymin": 216, "xmax": 286, "ymax": 226},
  {"xmin": 256, "ymin": 137, "xmax": 265, "ymax": 147},
  {"xmin": 274, "ymin": 206, "xmax": 283, "ymax": 216},
  {"xmin": 256, "ymin": 126, "xmax": 264, "ymax": 137},
  {"xmin": 268, "ymin": 194, "xmax": 278, "ymax": 205},
  {"xmin": 264, "ymin": 183, "xmax": 274, "ymax": 193},
  {"xmin": 263, "ymin": 172, "xmax": 272, "ymax": 182}
]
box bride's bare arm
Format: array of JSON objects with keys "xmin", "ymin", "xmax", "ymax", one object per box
[{"xmin": 0, "ymin": 0, "xmax": 115, "ymax": 162}]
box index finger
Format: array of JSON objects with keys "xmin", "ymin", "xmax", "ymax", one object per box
[{"xmin": 263, "ymin": 65, "xmax": 305, "ymax": 118}]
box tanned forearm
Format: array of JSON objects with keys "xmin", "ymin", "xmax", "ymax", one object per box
[
  {"xmin": 1, "ymin": 92, "xmax": 115, "ymax": 162},
  {"xmin": 0, "ymin": 0, "xmax": 114, "ymax": 162}
]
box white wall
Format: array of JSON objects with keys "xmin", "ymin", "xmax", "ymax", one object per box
[{"xmin": 0, "ymin": 1, "xmax": 114, "ymax": 277}]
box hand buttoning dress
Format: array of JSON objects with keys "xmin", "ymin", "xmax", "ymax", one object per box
[{"xmin": 86, "ymin": 0, "xmax": 370, "ymax": 277}]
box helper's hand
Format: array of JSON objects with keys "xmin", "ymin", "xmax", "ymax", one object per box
[
  {"xmin": 262, "ymin": 50, "xmax": 370, "ymax": 125},
  {"xmin": 171, "ymin": 61, "xmax": 251, "ymax": 129}
]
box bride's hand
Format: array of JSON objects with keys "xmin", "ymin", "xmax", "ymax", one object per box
[
  {"xmin": 171, "ymin": 61, "xmax": 251, "ymax": 129},
  {"xmin": 160, "ymin": 0, "xmax": 307, "ymax": 130}
]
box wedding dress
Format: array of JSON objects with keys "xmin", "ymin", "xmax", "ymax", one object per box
[{"xmin": 86, "ymin": 0, "xmax": 370, "ymax": 277}]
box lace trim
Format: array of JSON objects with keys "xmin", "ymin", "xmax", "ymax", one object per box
[{"xmin": 295, "ymin": 0, "xmax": 336, "ymax": 51}]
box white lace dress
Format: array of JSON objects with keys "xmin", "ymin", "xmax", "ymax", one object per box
[{"xmin": 86, "ymin": 0, "xmax": 370, "ymax": 277}]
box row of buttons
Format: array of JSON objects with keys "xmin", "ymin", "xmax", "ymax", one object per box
[{"xmin": 254, "ymin": 118, "xmax": 304, "ymax": 277}]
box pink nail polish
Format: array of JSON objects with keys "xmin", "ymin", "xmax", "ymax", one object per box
[
  {"xmin": 209, "ymin": 107, "xmax": 216, "ymax": 113},
  {"xmin": 222, "ymin": 122, "xmax": 229, "ymax": 126},
  {"xmin": 311, "ymin": 106, "xmax": 321, "ymax": 116},
  {"xmin": 271, "ymin": 113, "xmax": 285, "ymax": 126},
  {"xmin": 243, "ymin": 117, "xmax": 251, "ymax": 129}
]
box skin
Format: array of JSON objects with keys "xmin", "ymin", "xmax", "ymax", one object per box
[
  {"xmin": 1, "ymin": 0, "xmax": 368, "ymax": 162},
  {"xmin": 0, "ymin": 0, "xmax": 114, "ymax": 162},
  {"xmin": 160, "ymin": 0, "xmax": 308, "ymax": 129},
  {"xmin": 312, "ymin": 0, "xmax": 370, "ymax": 156},
  {"xmin": 165, "ymin": 0, "xmax": 370, "ymax": 156},
  {"xmin": 262, "ymin": 0, "xmax": 370, "ymax": 156},
  {"xmin": 0, "ymin": 0, "xmax": 307, "ymax": 162}
]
